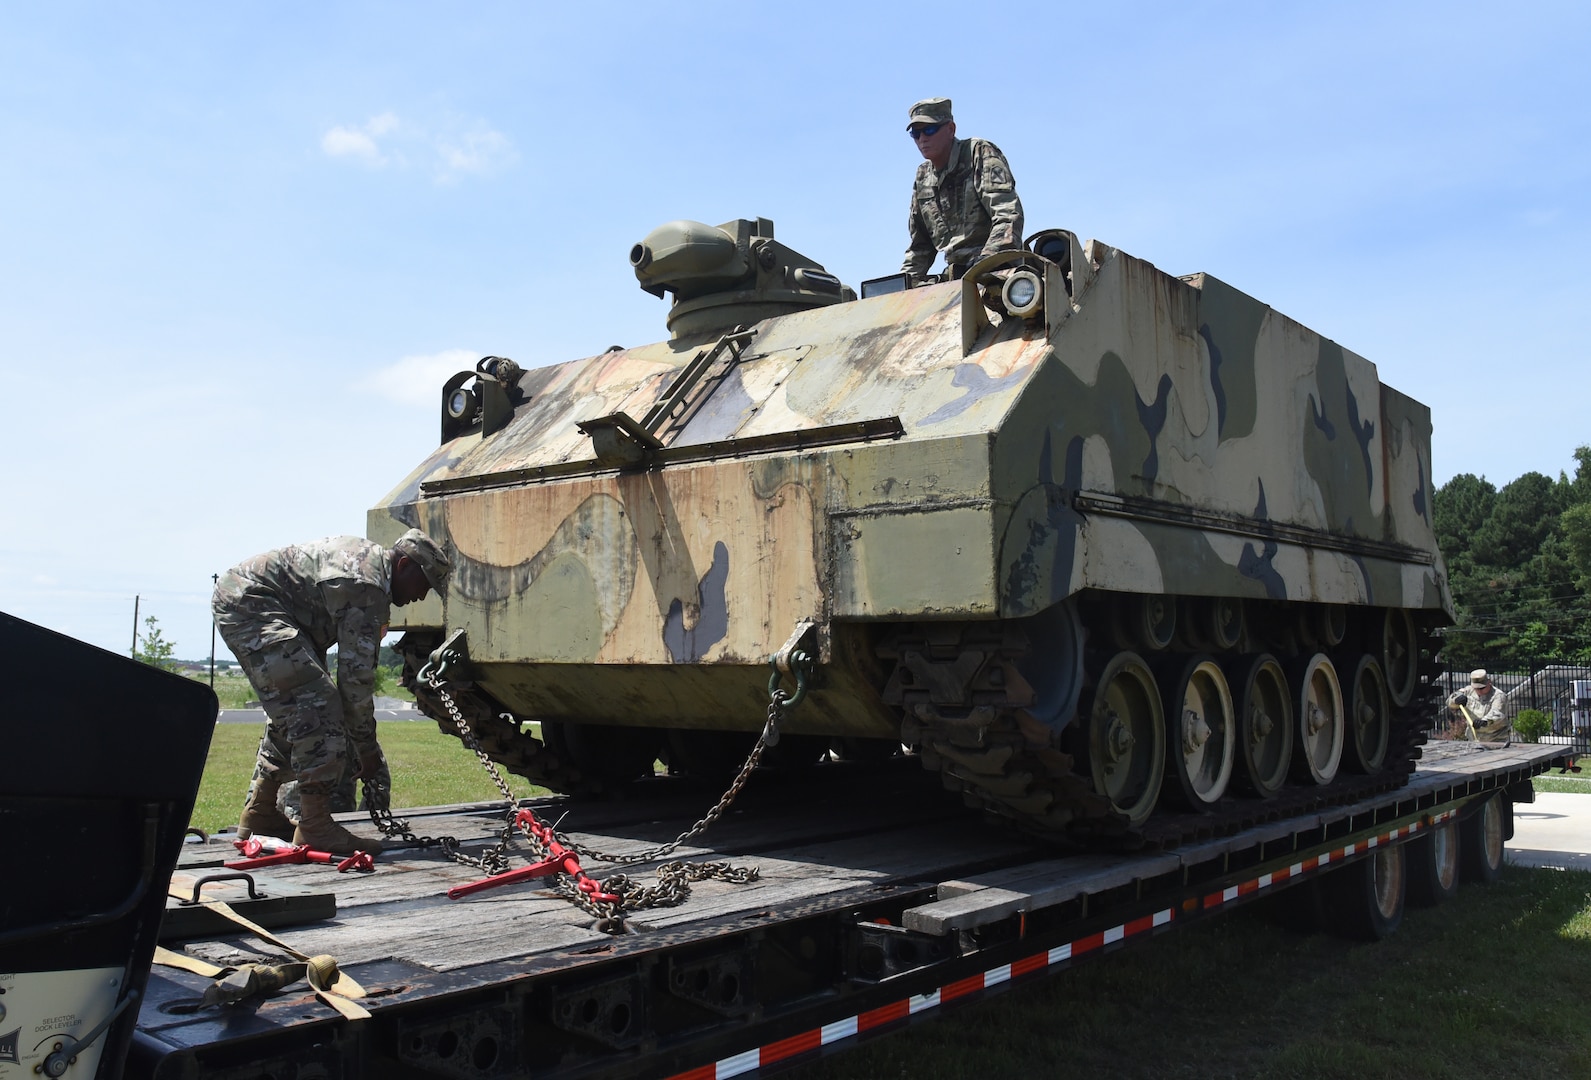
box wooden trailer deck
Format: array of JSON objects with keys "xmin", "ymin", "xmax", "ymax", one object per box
[{"xmin": 135, "ymin": 740, "xmax": 1568, "ymax": 1078}]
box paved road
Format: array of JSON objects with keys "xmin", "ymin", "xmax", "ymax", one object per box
[{"xmin": 1509, "ymin": 790, "xmax": 1591, "ymax": 870}]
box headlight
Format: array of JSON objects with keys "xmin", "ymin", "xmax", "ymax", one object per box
[
  {"xmin": 447, "ymin": 387, "xmax": 478, "ymax": 421},
  {"xmin": 1002, "ymin": 270, "xmax": 1043, "ymax": 318}
]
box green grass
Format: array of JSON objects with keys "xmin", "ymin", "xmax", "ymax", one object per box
[
  {"xmin": 185, "ymin": 670, "xmax": 414, "ymax": 710},
  {"xmin": 1536, "ymin": 769, "xmax": 1591, "ymax": 795},
  {"xmin": 784, "ymin": 866, "xmax": 1591, "ymax": 1080},
  {"xmin": 187, "ymin": 671, "xmax": 259, "ymax": 710},
  {"xmin": 190, "ymin": 720, "xmax": 548, "ymax": 832},
  {"xmin": 1536, "ymin": 777, "xmax": 1591, "ymax": 795}
]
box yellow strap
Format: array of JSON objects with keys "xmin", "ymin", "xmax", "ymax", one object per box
[
  {"xmin": 166, "ymin": 894, "xmax": 369, "ymax": 1004},
  {"xmin": 152, "ymin": 945, "xmax": 229, "ymax": 978}
]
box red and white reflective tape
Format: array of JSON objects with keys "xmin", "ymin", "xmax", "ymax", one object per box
[
  {"xmin": 668, "ymin": 810, "xmax": 1462, "ymax": 1079},
  {"xmin": 1200, "ymin": 809, "xmax": 1458, "ymax": 911},
  {"xmin": 665, "ymin": 908, "xmax": 1174, "ymax": 1080}
]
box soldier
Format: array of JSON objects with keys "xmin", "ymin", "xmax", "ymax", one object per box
[
  {"xmin": 901, "ymin": 97, "xmax": 1024, "ymax": 281},
  {"xmin": 213, "ymin": 529, "xmax": 450, "ymax": 853},
  {"xmin": 1448, "ymin": 668, "xmax": 1509, "ymax": 743}
]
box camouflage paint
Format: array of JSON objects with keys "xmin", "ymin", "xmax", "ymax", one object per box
[{"xmin": 371, "ymin": 227, "xmax": 1450, "ymax": 731}]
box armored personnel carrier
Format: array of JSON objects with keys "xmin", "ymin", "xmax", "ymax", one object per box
[{"xmin": 370, "ymin": 216, "xmax": 1450, "ymax": 844}]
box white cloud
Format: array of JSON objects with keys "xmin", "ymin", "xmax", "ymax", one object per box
[
  {"xmin": 320, "ymin": 111, "xmax": 513, "ymax": 182},
  {"xmin": 352, "ymin": 349, "xmax": 479, "ymax": 406},
  {"xmin": 435, "ymin": 128, "xmax": 513, "ymax": 179},
  {"xmin": 320, "ymin": 112, "xmax": 401, "ymax": 166}
]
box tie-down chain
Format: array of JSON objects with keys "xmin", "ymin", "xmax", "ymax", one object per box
[{"xmin": 366, "ymin": 623, "xmax": 816, "ymax": 932}]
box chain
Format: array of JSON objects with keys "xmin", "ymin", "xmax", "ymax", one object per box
[
  {"xmin": 387, "ymin": 632, "xmax": 813, "ymax": 922},
  {"xmin": 364, "ymin": 636, "xmax": 522, "ymax": 875},
  {"xmin": 558, "ymin": 690, "xmax": 795, "ymax": 867}
]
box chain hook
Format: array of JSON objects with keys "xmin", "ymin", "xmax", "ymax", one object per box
[
  {"xmin": 767, "ymin": 619, "xmax": 818, "ymax": 716},
  {"xmin": 767, "ymin": 648, "xmax": 813, "ymax": 714},
  {"xmin": 417, "ymin": 628, "xmax": 468, "ymax": 689}
]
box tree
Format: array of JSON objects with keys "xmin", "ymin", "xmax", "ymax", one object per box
[
  {"xmin": 1432, "ymin": 472, "xmax": 1496, "ymax": 575},
  {"xmin": 1468, "ymin": 471, "xmax": 1560, "ymax": 569},
  {"xmin": 136, "ymin": 615, "xmax": 179, "ymax": 671},
  {"xmin": 1563, "ymin": 502, "xmax": 1591, "ymax": 588},
  {"xmin": 1434, "ymin": 448, "xmax": 1591, "ymax": 668}
]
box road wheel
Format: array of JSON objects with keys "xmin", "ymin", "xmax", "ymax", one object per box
[
  {"xmin": 1291, "ymin": 653, "xmax": 1344, "ymax": 785},
  {"xmin": 1327, "ymin": 843, "xmax": 1406, "ymax": 941},
  {"xmin": 1159, "ymin": 655, "xmax": 1235, "ymax": 809},
  {"xmin": 1226, "ymin": 654, "xmax": 1293, "ymax": 798},
  {"xmin": 1380, "ymin": 608, "xmax": 1419, "ymax": 707},
  {"xmin": 1461, "ymin": 793, "xmax": 1507, "ymax": 883},
  {"xmin": 1343, "ymin": 654, "xmax": 1391, "ymax": 774},
  {"xmin": 1084, "ymin": 651, "xmax": 1166, "ymax": 827},
  {"xmin": 1407, "ymin": 819, "xmax": 1460, "ymax": 906}
]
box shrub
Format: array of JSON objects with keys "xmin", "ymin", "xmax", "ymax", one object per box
[{"xmin": 1514, "ymin": 708, "xmax": 1552, "ymax": 743}]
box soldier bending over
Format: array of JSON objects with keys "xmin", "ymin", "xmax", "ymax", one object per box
[
  {"xmin": 213, "ymin": 529, "xmax": 449, "ymax": 853},
  {"xmin": 1447, "ymin": 668, "xmax": 1510, "ymax": 744}
]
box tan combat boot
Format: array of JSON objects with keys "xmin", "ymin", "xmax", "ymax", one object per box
[
  {"xmin": 293, "ymin": 787, "xmax": 385, "ymax": 855},
  {"xmin": 237, "ymin": 775, "xmax": 296, "ymax": 842}
]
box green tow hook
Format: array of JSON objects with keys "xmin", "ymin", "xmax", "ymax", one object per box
[{"xmin": 768, "ymin": 648, "xmax": 814, "ymax": 712}]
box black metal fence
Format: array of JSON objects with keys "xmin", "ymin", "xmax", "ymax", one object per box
[{"xmin": 1430, "ymin": 662, "xmax": 1591, "ymax": 755}]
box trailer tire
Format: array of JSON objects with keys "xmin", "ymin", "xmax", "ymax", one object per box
[
  {"xmin": 1326, "ymin": 843, "xmax": 1406, "ymax": 941},
  {"xmin": 1461, "ymin": 793, "xmax": 1507, "ymax": 883},
  {"xmin": 1406, "ymin": 819, "xmax": 1460, "ymax": 907}
]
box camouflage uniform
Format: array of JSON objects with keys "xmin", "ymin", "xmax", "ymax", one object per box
[
  {"xmin": 213, "ymin": 537, "xmax": 393, "ymax": 797},
  {"xmin": 902, "ymin": 137, "xmax": 1024, "ymax": 278},
  {"xmin": 1448, "ymin": 684, "xmax": 1508, "ymax": 740}
]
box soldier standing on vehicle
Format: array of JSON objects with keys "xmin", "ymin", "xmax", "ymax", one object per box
[
  {"xmin": 1448, "ymin": 668, "xmax": 1510, "ymax": 743},
  {"xmin": 213, "ymin": 529, "xmax": 450, "ymax": 853},
  {"xmin": 901, "ymin": 97, "xmax": 1024, "ymax": 282}
]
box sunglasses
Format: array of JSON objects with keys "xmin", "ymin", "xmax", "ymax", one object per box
[{"xmin": 908, "ymin": 123, "xmax": 944, "ymax": 140}]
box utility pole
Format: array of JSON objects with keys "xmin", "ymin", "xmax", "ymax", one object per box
[
  {"xmin": 131, "ymin": 594, "xmax": 140, "ymax": 657},
  {"xmin": 209, "ymin": 573, "xmax": 218, "ymax": 687}
]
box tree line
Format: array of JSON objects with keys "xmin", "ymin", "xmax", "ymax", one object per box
[{"xmin": 1434, "ymin": 445, "xmax": 1591, "ymax": 667}]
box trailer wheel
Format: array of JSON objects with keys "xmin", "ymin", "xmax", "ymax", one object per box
[
  {"xmin": 1461, "ymin": 794, "xmax": 1507, "ymax": 883},
  {"xmin": 1327, "ymin": 843, "xmax": 1406, "ymax": 941},
  {"xmin": 1406, "ymin": 819, "xmax": 1460, "ymax": 906}
]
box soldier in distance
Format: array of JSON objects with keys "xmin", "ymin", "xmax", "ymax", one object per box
[
  {"xmin": 1447, "ymin": 668, "xmax": 1510, "ymax": 744},
  {"xmin": 213, "ymin": 529, "xmax": 449, "ymax": 854},
  {"xmin": 901, "ymin": 96, "xmax": 1025, "ymax": 283}
]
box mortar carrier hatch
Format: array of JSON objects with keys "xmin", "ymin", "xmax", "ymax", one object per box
[{"xmin": 371, "ymin": 216, "xmax": 1451, "ymax": 846}]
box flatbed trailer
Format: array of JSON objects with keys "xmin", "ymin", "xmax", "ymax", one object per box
[{"xmin": 129, "ymin": 739, "xmax": 1567, "ymax": 1080}]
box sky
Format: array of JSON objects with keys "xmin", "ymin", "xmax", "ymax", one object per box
[{"xmin": 2, "ymin": 2, "xmax": 1588, "ymax": 663}]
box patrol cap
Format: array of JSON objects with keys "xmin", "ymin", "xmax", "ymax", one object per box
[
  {"xmin": 907, "ymin": 97, "xmax": 953, "ymax": 130},
  {"xmin": 1470, "ymin": 668, "xmax": 1490, "ymax": 687},
  {"xmin": 392, "ymin": 528, "xmax": 451, "ymax": 595}
]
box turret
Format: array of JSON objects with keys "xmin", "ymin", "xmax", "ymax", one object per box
[{"xmin": 630, "ymin": 217, "xmax": 855, "ymax": 339}]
